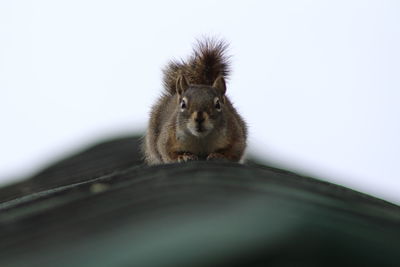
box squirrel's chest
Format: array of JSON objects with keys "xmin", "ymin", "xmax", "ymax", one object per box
[{"xmin": 176, "ymin": 132, "xmax": 226, "ymax": 157}]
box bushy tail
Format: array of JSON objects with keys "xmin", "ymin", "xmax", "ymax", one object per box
[{"xmin": 162, "ymin": 38, "xmax": 230, "ymax": 95}]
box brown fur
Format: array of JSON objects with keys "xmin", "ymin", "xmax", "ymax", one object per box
[
  {"xmin": 163, "ymin": 39, "xmax": 230, "ymax": 95},
  {"xmin": 143, "ymin": 39, "xmax": 247, "ymax": 165}
]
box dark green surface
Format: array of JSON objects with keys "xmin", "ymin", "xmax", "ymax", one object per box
[{"xmin": 0, "ymin": 136, "xmax": 399, "ymax": 267}]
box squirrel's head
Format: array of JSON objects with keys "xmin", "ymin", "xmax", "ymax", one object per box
[{"xmin": 175, "ymin": 75, "xmax": 227, "ymax": 138}]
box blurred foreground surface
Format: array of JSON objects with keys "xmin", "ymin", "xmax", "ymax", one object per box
[{"xmin": 0, "ymin": 136, "xmax": 399, "ymax": 267}]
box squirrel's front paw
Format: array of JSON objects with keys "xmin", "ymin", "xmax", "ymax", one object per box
[
  {"xmin": 207, "ymin": 152, "xmax": 227, "ymax": 161},
  {"xmin": 177, "ymin": 153, "xmax": 198, "ymax": 163}
]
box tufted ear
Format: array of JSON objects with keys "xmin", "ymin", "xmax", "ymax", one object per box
[
  {"xmin": 176, "ymin": 74, "xmax": 190, "ymax": 96},
  {"xmin": 212, "ymin": 76, "xmax": 226, "ymax": 95}
]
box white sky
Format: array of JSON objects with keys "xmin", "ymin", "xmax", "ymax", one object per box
[{"xmin": 1, "ymin": 1, "xmax": 399, "ymax": 204}]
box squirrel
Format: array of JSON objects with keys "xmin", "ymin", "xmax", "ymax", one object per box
[{"xmin": 142, "ymin": 39, "xmax": 247, "ymax": 165}]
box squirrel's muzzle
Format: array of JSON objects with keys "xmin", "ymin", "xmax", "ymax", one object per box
[
  {"xmin": 194, "ymin": 111, "xmax": 205, "ymax": 124},
  {"xmin": 190, "ymin": 111, "xmax": 211, "ymax": 135}
]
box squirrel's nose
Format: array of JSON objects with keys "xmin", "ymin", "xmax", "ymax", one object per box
[{"xmin": 194, "ymin": 111, "xmax": 205, "ymax": 124}]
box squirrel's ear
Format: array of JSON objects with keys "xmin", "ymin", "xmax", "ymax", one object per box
[
  {"xmin": 176, "ymin": 75, "xmax": 189, "ymax": 95},
  {"xmin": 212, "ymin": 76, "xmax": 226, "ymax": 95}
]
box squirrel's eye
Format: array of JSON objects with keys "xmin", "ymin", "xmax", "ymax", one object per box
[
  {"xmin": 180, "ymin": 100, "xmax": 187, "ymax": 110},
  {"xmin": 215, "ymin": 99, "xmax": 221, "ymax": 110}
]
